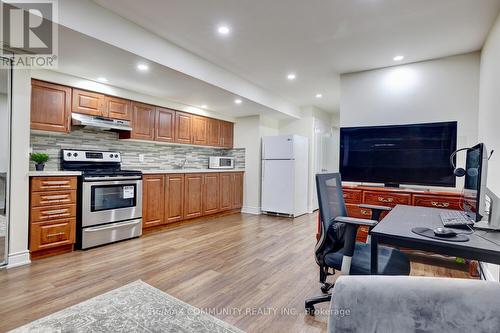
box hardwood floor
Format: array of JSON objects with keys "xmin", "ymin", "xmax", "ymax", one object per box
[{"xmin": 0, "ymin": 212, "xmax": 472, "ymax": 332}]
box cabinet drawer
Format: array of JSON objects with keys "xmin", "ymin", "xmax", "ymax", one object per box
[
  {"xmin": 31, "ymin": 204, "xmax": 76, "ymax": 222},
  {"xmin": 31, "ymin": 177, "xmax": 77, "ymax": 192},
  {"xmin": 31, "ymin": 190, "xmax": 76, "ymax": 207},
  {"xmin": 343, "ymin": 189, "xmax": 362, "ymax": 204},
  {"xmin": 364, "ymin": 191, "xmax": 411, "ymax": 207},
  {"xmin": 412, "ymin": 195, "xmax": 462, "ymax": 210},
  {"xmin": 346, "ymin": 203, "xmax": 372, "ymax": 219},
  {"xmin": 356, "ymin": 226, "xmax": 369, "ymax": 243},
  {"xmin": 30, "ymin": 218, "xmax": 75, "ymax": 252}
]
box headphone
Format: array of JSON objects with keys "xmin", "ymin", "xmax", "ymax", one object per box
[
  {"xmin": 450, "ymin": 146, "xmax": 495, "ymax": 177},
  {"xmin": 449, "ymin": 147, "xmax": 470, "ymax": 177}
]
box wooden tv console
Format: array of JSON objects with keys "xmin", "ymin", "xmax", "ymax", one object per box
[{"xmin": 342, "ymin": 184, "xmax": 463, "ymax": 242}]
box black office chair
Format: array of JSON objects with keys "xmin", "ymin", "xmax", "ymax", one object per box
[{"xmin": 305, "ymin": 173, "xmax": 410, "ymax": 315}]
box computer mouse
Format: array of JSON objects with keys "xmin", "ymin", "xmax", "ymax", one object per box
[{"xmin": 433, "ymin": 227, "xmax": 457, "ymax": 238}]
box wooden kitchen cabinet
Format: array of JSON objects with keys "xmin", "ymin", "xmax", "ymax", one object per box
[
  {"xmin": 155, "ymin": 107, "xmax": 175, "ymax": 142},
  {"xmin": 175, "ymin": 112, "xmax": 193, "ymax": 144},
  {"xmin": 164, "ymin": 174, "xmax": 184, "ymax": 223},
  {"xmin": 207, "ymin": 118, "xmax": 221, "ymax": 146},
  {"xmin": 31, "ymin": 80, "xmax": 72, "ymax": 133},
  {"xmin": 220, "ymin": 121, "xmax": 234, "ymax": 148},
  {"xmin": 184, "ymin": 173, "xmax": 204, "ymax": 219},
  {"xmin": 142, "ymin": 175, "xmax": 165, "ymax": 228},
  {"xmin": 220, "ymin": 172, "xmax": 244, "ymax": 211},
  {"xmin": 192, "ymin": 115, "xmax": 208, "ymax": 145},
  {"xmin": 232, "ymin": 172, "xmax": 244, "ymax": 209},
  {"xmin": 130, "ymin": 102, "xmax": 156, "ymax": 141},
  {"xmin": 72, "ymin": 89, "xmax": 106, "ymax": 117},
  {"xmin": 104, "ymin": 96, "xmax": 131, "ymax": 120},
  {"xmin": 203, "ymin": 173, "xmax": 220, "ymax": 215},
  {"xmin": 29, "ymin": 176, "xmax": 77, "ymax": 259}
]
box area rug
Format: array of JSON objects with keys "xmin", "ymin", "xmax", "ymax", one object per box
[{"xmin": 10, "ymin": 280, "xmax": 244, "ymax": 333}]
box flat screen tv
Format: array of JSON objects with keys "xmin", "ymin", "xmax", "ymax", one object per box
[{"xmin": 340, "ymin": 121, "xmax": 457, "ymax": 187}]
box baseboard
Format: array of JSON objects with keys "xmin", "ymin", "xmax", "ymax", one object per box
[
  {"xmin": 479, "ymin": 262, "xmax": 498, "ymax": 281},
  {"xmin": 7, "ymin": 250, "xmax": 31, "ymax": 269},
  {"xmin": 241, "ymin": 206, "xmax": 261, "ymax": 215}
]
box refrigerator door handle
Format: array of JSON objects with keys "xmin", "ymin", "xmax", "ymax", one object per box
[{"xmin": 262, "ymin": 162, "xmax": 265, "ymax": 181}]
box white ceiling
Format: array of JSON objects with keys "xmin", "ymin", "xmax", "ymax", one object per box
[
  {"xmin": 56, "ymin": 27, "xmax": 285, "ymax": 119},
  {"xmin": 93, "ymin": 0, "xmax": 500, "ymax": 112}
]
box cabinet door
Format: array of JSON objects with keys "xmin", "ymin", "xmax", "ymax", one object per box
[
  {"xmin": 72, "ymin": 89, "xmax": 105, "ymax": 116},
  {"xmin": 165, "ymin": 174, "xmax": 184, "ymax": 223},
  {"xmin": 105, "ymin": 96, "xmax": 131, "ymax": 120},
  {"xmin": 219, "ymin": 173, "xmax": 233, "ymax": 211},
  {"xmin": 192, "ymin": 115, "xmax": 208, "ymax": 145},
  {"xmin": 142, "ymin": 175, "xmax": 165, "ymax": 228},
  {"xmin": 207, "ymin": 118, "xmax": 221, "ymax": 146},
  {"xmin": 175, "ymin": 112, "xmax": 192, "ymax": 144},
  {"xmin": 220, "ymin": 121, "xmax": 234, "ymax": 148},
  {"xmin": 30, "ymin": 80, "xmax": 71, "ymax": 133},
  {"xmin": 131, "ymin": 102, "xmax": 156, "ymax": 141},
  {"xmin": 232, "ymin": 172, "xmax": 244, "ymax": 209},
  {"xmin": 203, "ymin": 173, "xmax": 220, "ymax": 215},
  {"xmin": 155, "ymin": 107, "xmax": 175, "ymax": 142},
  {"xmin": 183, "ymin": 173, "xmax": 203, "ymax": 219}
]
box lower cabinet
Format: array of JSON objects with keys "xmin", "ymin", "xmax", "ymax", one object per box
[
  {"xmin": 29, "ymin": 176, "xmax": 77, "ymax": 259},
  {"xmin": 143, "ymin": 172, "xmax": 244, "ymax": 230}
]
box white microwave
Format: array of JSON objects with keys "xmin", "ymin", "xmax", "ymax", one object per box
[{"xmin": 209, "ymin": 156, "xmax": 235, "ymax": 169}]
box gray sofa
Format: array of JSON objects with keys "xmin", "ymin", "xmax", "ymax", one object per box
[{"xmin": 328, "ymin": 275, "xmax": 500, "ymax": 333}]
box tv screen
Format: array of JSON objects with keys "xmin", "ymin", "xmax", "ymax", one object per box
[{"xmin": 340, "ymin": 121, "xmax": 457, "ymax": 187}]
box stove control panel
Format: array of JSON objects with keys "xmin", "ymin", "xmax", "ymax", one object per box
[{"xmin": 62, "ymin": 149, "xmax": 122, "ymax": 163}]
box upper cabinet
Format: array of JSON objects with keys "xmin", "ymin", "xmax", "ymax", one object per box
[
  {"xmin": 105, "ymin": 96, "xmax": 131, "ymax": 121},
  {"xmin": 72, "ymin": 89, "xmax": 105, "ymax": 117},
  {"xmin": 155, "ymin": 107, "xmax": 175, "ymax": 142},
  {"xmin": 221, "ymin": 121, "xmax": 234, "ymax": 148},
  {"xmin": 175, "ymin": 111, "xmax": 192, "ymax": 144},
  {"xmin": 192, "ymin": 115, "xmax": 208, "ymax": 146},
  {"xmin": 31, "ymin": 80, "xmax": 72, "ymax": 133},
  {"xmin": 130, "ymin": 102, "xmax": 156, "ymax": 141},
  {"xmin": 30, "ymin": 80, "xmax": 234, "ymax": 148}
]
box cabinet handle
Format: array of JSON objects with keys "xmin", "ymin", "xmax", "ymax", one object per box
[
  {"xmin": 431, "ymin": 202, "xmax": 450, "ymax": 208},
  {"xmin": 360, "ymin": 209, "xmax": 371, "ymax": 216},
  {"xmin": 43, "ymin": 195, "xmax": 68, "ymax": 200},
  {"xmin": 43, "ymin": 181, "xmax": 69, "ymax": 186},
  {"xmin": 47, "ymin": 232, "xmax": 66, "ymax": 238},
  {"xmin": 378, "ymin": 197, "xmax": 394, "ymax": 203},
  {"xmin": 44, "ymin": 209, "xmax": 68, "ymax": 215}
]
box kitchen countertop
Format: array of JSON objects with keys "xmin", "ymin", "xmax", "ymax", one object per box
[
  {"xmin": 140, "ymin": 169, "xmax": 245, "ymax": 174},
  {"xmin": 28, "ymin": 171, "xmax": 82, "ymax": 177}
]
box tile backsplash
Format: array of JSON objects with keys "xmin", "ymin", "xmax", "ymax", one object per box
[{"xmin": 30, "ymin": 129, "xmax": 245, "ymax": 171}]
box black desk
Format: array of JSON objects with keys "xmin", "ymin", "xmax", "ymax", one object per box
[{"xmin": 370, "ymin": 205, "xmax": 500, "ymax": 274}]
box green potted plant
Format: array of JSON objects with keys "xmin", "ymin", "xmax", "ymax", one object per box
[{"xmin": 30, "ymin": 153, "xmax": 50, "ymax": 171}]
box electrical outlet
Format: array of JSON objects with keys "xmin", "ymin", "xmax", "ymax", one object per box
[{"xmin": 139, "ymin": 154, "xmax": 145, "ymax": 162}]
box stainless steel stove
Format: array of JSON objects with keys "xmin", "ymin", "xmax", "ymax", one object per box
[{"xmin": 61, "ymin": 149, "xmax": 143, "ymax": 249}]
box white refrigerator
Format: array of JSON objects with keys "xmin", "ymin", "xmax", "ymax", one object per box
[{"xmin": 261, "ymin": 135, "xmax": 309, "ymax": 217}]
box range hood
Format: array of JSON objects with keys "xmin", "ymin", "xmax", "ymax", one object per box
[{"xmin": 71, "ymin": 113, "xmax": 132, "ymax": 131}]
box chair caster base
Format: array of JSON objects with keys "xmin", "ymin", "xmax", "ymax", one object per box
[
  {"xmin": 321, "ymin": 282, "xmax": 334, "ymax": 294},
  {"xmin": 304, "ymin": 294, "xmax": 332, "ymax": 316}
]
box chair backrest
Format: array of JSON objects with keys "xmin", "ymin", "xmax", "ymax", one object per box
[{"xmin": 315, "ymin": 173, "xmax": 349, "ymax": 265}]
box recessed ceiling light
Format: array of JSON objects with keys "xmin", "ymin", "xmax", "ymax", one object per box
[
  {"xmin": 97, "ymin": 77, "xmax": 108, "ymax": 82},
  {"xmin": 137, "ymin": 63, "xmax": 149, "ymax": 71},
  {"xmin": 287, "ymin": 73, "xmax": 296, "ymax": 80},
  {"xmin": 315, "ymin": 93, "xmax": 323, "ymax": 99},
  {"xmin": 201, "ymin": 104, "xmax": 208, "ymax": 109},
  {"xmin": 217, "ymin": 25, "xmax": 231, "ymax": 35},
  {"xmin": 234, "ymin": 99, "xmax": 242, "ymax": 105},
  {"xmin": 393, "ymin": 55, "xmax": 405, "ymax": 61}
]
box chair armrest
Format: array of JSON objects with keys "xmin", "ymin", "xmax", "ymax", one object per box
[
  {"xmin": 334, "ymin": 216, "xmax": 378, "ymax": 227},
  {"xmin": 358, "ymin": 204, "xmax": 392, "ymax": 211}
]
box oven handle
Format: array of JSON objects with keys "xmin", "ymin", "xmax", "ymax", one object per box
[
  {"xmin": 84, "ymin": 219, "xmax": 141, "ymax": 232},
  {"xmin": 83, "ymin": 176, "xmax": 142, "ymax": 181}
]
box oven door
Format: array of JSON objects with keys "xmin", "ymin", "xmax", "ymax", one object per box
[{"xmin": 82, "ymin": 177, "xmax": 142, "ymax": 227}]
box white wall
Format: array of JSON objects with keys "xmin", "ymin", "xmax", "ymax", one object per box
[
  {"xmin": 479, "ymin": 13, "xmax": 500, "ymax": 282},
  {"xmin": 8, "ymin": 69, "xmax": 31, "ymax": 268},
  {"xmin": 341, "ymin": 52, "xmax": 481, "ymax": 188}
]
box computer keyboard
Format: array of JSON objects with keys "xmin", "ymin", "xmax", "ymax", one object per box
[{"xmin": 439, "ymin": 211, "xmax": 474, "ymax": 228}]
